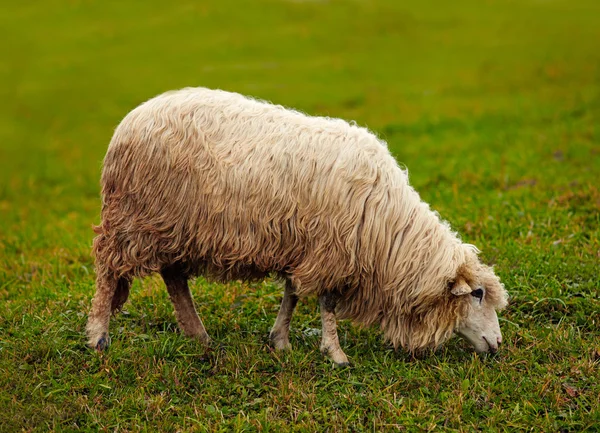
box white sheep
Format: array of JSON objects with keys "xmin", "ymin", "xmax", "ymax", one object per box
[{"xmin": 86, "ymin": 87, "xmax": 508, "ymax": 365}]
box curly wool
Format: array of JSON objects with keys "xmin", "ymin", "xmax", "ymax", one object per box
[{"xmin": 93, "ymin": 87, "xmax": 502, "ymax": 351}]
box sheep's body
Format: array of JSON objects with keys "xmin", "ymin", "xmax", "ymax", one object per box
[{"xmin": 87, "ymin": 88, "xmax": 507, "ymax": 362}]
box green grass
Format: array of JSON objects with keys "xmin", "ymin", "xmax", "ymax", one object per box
[{"xmin": 1, "ymin": 0, "xmax": 599, "ymax": 431}]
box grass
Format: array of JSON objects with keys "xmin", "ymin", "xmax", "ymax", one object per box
[{"xmin": 1, "ymin": 0, "xmax": 599, "ymax": 431}]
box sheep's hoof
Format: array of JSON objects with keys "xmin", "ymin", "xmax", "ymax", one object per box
[
  {"xmin": 269, "ymin": 331, "xmax": 292, "ymax": 351},
  {"xmin": 187, "ymin": 331, "xmax": 211, "ymax": 348},
  {"xmin": 95, "ymin": 334, "xmax": 110, "ymax": 351},
  {"xmin": 321, "ymin": 347, "xmax": 351, "ymax": 367},
  {"xmin": 271, "ymin": 339, "xmax": 292, "ymax": 351},
  {"xmin": 278, "ymin": 342, "xmax": 293, "ymax": 351},
  {"xmin": 198, "ymin": 336, "xmax": 212, "ymax": 347}
]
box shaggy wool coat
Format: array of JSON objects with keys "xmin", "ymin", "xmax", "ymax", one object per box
[{"xmin": 93, "ymin": 88, "xmax": 506, "ymax": 350}]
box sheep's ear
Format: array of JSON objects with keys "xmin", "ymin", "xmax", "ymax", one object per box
[{"xmin": 450, "ymin": 278, "xmax": 472, "ymax": 296}]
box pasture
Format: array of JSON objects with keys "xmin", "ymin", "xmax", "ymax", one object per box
[{"xmin": 0, "ymin": 0, "xmax": 599, "ymax": 431}]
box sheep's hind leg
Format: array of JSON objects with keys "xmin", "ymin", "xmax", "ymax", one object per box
[
  {"xmin": 87, "ymin": 272, "xmax": 130, "ymax": 351},
  {"xmin": 161, "ymin": 265, "xmax": 211, "ymax": 346},
  {"xmin": 111, "ymin": 277, "xmax": 131, "ymax": 313},
  {"xmin": 269, "ymin": 279, "xmax": 298, "ymax": 351},
  {"xmin": 319, "ymin": 292, "xmax": 350, "ymax": 367}
]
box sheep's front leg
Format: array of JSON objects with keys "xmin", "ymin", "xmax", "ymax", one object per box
[
  {"xmin": 270, "ymin": 280, "xmax": 298, "ymax": 350},
  {"xmin": 161, "ymin": 265, "xmax": 211, "ymax": 346},
  {"xmin": 319, "ymin": 292, "xmax": 350, "ymax": 367}
]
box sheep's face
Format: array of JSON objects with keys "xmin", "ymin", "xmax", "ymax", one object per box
[{"xmin": 450, "ymin": 266, "xmax": 508, "ymax": 353}]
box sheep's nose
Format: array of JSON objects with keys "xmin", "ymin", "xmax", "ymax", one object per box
[{"xmin": 497, "ymin": 336, "xmax": 502, "ymax": 346}]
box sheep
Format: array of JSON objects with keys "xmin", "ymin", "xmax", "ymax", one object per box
[{"xmin": 86, "ymin": 87, "xmax": 508, "ymax": 365}]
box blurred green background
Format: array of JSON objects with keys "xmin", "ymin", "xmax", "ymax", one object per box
[{"xmin": 1, "ymin": 0, "xmax": 599, "ymax": 431}]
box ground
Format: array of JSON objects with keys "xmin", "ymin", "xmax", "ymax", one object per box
[{"xmin": 0, "ymin": 0, "xmax": 599, "ymax": 431}]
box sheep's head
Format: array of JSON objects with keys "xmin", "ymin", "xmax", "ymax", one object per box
[
  {"xmin": 449, "ymin": 263, "xmax": 508, "ymax": 353},
  {"xmin": 378, "ymin": 249, "xmax": 508, "ymax": 354}
]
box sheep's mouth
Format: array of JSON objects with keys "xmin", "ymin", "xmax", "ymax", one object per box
[{"xmin": 482, "ymin": 336, "xmax": 498, "ymax": 354}]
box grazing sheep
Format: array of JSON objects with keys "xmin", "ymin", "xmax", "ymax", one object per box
[{"xmin": 86, "ymin": 87, "xmax": 508, "ymax": 365}]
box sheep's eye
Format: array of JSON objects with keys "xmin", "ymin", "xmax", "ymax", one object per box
[{"xmin": 471, "ymin": 288, "xmax": 484, "ymax": 301}]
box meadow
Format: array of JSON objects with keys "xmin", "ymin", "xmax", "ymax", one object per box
[{"xmin": 0, "ymin": 0, "xmax": 599, "ymax": 431}]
